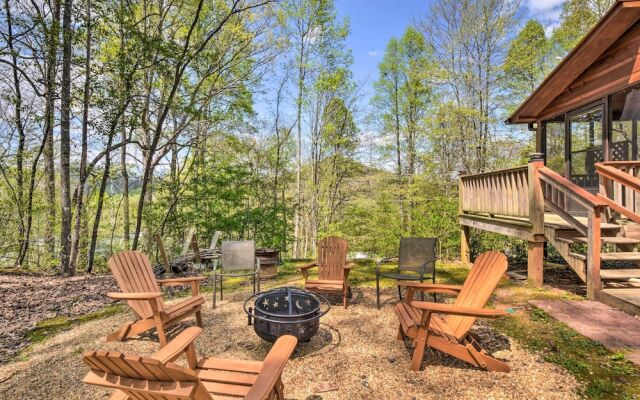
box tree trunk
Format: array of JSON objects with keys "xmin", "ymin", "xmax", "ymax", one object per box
[
  {"xmin": 87, "ymin": 132, "xmax": 114, "ymax": 272},
  {"xmin": 59, "ymin": 0, "xmax": 74, "ymax": 275},
  {"xmin": 42, "ymin": 0, "xmax": 62, "ymax": 261},
  {"xmin": 70, "ymin": 0, "xmax": 91, "ymax": 271},
  {"xmin": 4, "ymin": 0, "xmax": 27, "ymax": 266}
]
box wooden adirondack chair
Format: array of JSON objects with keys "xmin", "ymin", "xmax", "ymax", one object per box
[
  {"xmin": 393, "ymin": 251, "xmax": 509, "ymax": 371},
  {"xmin": 299, "ymin": 236, "xmax": 355, "ymax": 308},
  {"xmin": 106, "ymin": 251, "xmax": 206, "ymax": 347},
  {"xmin": 83, "ymin": 327, "xmax": 297, "ymax": 400},
  {"xmin": 156, "ymin": 227, "xmax": 201, "ymax": 272}
]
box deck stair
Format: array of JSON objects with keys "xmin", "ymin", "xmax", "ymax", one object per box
[{"xmin": 545, "ymin": 217, "xmax": 640, "ymax": 284}]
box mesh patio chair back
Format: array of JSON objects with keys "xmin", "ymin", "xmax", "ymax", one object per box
[
  {"xmin": 398, "ymin": 237, "xmax": 437, "ymax": 275},
  {"xmin": 220, "ymin": 240, "xmax": 256, "ymax": 271}
]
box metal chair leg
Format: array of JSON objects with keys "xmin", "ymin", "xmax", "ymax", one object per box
[
  {"xmin": 398, "ymin": 282, "xmax": 403, "ymax": 301},
  {"xmin": 220, "ymin": 275, "xmax": 223, "ymax": 300},
  {"xmin": 212, "ymin": 274, "xmax": 217, "ymax": 308},
  {"xmin": 376, "ymin": 274, "xmax": 381, "ymax": 309}
]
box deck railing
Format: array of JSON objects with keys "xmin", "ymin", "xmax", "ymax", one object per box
[
  {"xmin": 459, "ymin": 166, "xmax": 529, "ymax": 218},
  {"xmin": 458, "ymin": 156, "xmax": 607, "ymax": 300},
  {"xmin": 596, "ymin": 161, "xmax": 640, "ymax": 224}
]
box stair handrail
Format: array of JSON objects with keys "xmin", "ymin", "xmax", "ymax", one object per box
[
  {"xmin": 595, "ymin": 161, "xmax": 640, "ymax": 224},
  {"xmin": 536, "ymin": 164, "xmax": 605, "ymax": 299}
]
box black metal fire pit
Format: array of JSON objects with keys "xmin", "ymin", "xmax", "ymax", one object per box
[{"xmin": 243, "ymin": 287, "xmax": 330, "ymax": 342}]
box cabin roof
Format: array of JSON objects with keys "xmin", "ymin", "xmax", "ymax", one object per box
[{"xmin": 508, "ymin": 0, "xmax": 640, "ymax": 124}]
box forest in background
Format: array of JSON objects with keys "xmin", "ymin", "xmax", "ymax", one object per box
[{"xmin": 0, "ymin": 0, "xmax": 616, "ymax": 274}]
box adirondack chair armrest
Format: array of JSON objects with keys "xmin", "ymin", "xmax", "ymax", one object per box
[
  {"xmin": 298, "ymin": 261, "xmax": 318, "ymax": 270},
  {"xmin": 107, "ymin": 292, "xmax": 163, "ymax": 300},
  {"xmin": 152, "ymin": 326, "xmax": 203, "ymax": 364},
  {"xmin": 299, "ymin": 261, "xmax": 318, "ymax": 279},
  {"xmin": 398, "ymin": 281, "xmax": 463, "ymax": 295},
  {"xmin": 157, "ymin": 276, "xmax": 207, "ymax": 286},
  {"xmin": 409, "ymin": 301, "xmax": 507, "ymax": 318},
  {"xmin": 343, "ymin": 262, "xmax": 356, "ymax": 270}
]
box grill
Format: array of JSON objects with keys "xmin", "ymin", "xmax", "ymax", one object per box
[{"xmin": 243, "ymin": 287, "xmax": 330, "ymax": 342}]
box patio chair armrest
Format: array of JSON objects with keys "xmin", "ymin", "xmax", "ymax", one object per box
[
  {"xmin": 107, "ymin": 292, "xmax": 162, "ymax": 300},
  {"xmin": 152, "ymin": 327, "xmax": 203, "ymax": 364},
  {"xmin": 376, "ymin": 257, "xmax": 398, "ymax": 272},
  {"xmin": 398, "ymin": 281, "xmax": 462, "ymax": 295},
  {"xmin": 409, "ymin": 301, "xmax": 506, "ymax": 318},
  {"xmin": 157, "ymin": 276, "xmax": 207, "ymax": 286}
]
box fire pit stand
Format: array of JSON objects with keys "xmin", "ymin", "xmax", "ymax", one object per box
[{"xmin": 243, "ymin": 287, "xmax": 330, "ymax": 343}]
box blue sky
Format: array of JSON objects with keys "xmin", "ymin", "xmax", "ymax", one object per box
[{"xmin": 335, "ymin": 0, "xmax": 565, "ymax": 100}]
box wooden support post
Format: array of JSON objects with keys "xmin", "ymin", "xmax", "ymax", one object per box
[
  {"xmin": 528, "ymin": 153, "xmax": 546, "ymax": 286},
  {"xmin": 458, "ymin": 173, "xmax": 471, "ymax": 265},
  {"xmin": 587, "ymin": 208, "xmax": 602, "ymax": 300},
  {"xmin": 528, "ymin": 241, "xmax": 544, "ymax": 286},
  {"xmin": 461, "ymin": 225, "xmax": 470, "ymax": 265}
]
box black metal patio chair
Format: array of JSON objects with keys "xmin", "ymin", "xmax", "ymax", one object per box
[{"xmin": 375, "ymin": 237, "xmax": 437, "ymax": 309}]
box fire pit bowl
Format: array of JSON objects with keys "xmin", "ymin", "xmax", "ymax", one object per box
[{"xmin": 243, "ymin": 287, "xmax": 330, "ymax": 343}]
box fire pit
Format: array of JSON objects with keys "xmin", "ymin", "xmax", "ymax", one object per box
[{"xmin": 243, "ymin": 287, "xmax": 330, "ymax": 342}]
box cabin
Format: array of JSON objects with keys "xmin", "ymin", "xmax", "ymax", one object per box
[{"xmin": 459, "ymin": 0, "xmax": 640, "ymax": 314}]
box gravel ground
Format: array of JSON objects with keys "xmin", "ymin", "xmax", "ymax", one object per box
[{"xmin": 0, "ymin": 287, "xmax": 579, "ymax": 400}]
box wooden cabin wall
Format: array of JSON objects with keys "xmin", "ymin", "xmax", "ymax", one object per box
[{"xmin": 540, "ymin": 22, "xmax": 640, "ymax": 120}]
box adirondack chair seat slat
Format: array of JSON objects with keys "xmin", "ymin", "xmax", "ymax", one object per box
[
  {"xmin": 197, "ymin": 358, "xmax": 263, "ymax": 374},
  {"xmin": 196, "ymin": 370, "xmax": 258, "ymax": 386},
  {"xmin": 83, "ymin": 327, "xmax": 297, "ymax": 400},
  {"xmin": 162, "ymin": 295, "xmax": 205, "ymax": 321},
  {"xmin": 393, "ymin": 251, "xmax": 510, "ymax": 372},
  {"xmin": 202, "ymin": 381, "xmax": 252, "ymax": 397},
  {"xmin": 106, "ymin": 250, "xmax": 205, "ymax": 347}
]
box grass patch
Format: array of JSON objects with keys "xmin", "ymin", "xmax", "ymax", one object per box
[{"xmin": 491, "ymin": 307, "xmax": 640, "ymax": 400}]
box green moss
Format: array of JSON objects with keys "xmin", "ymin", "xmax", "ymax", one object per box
[
  {"xmin": 19, "ymin": 304, "xmax": 124, "ymax": 360},
  {"xmin": 491, "ymin": 308, "xmax": 640, "ymax": 400}
]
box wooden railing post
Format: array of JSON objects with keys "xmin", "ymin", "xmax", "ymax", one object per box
[
  {"xmin": 587, "ymin": 207, "xmax": 602, "ymax": 300},
  {"xmin": 528, "ymin": 153, "xmax": 545, "ymax": 286},
  {"xmin": 459, "ymin": 174, "xmax": 471, "ymax": 265}
]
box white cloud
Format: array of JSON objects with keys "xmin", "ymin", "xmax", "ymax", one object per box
[
  {"xmin": 526, "ymin": 0, "xmax": 563, "ymax": 31},
  {"xmin": 367, "ymin": 50, "xmax": 380, "ymax": 57},
  {"xmin": 526, "ymin": 0, "xmax": 564, "ymax": 12}
]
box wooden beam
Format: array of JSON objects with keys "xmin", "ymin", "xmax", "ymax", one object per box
[
  {"xmin": 528, "ymin": 241, "xmax": 544, "ymax": 287},
  {"xmin": 460, "ymin": 226, "xmax": 470, "ymax": 265},
  {"xmin": 459, "ymin": 215, "xmax": 538, "ymax": 242},
  {"xmin": 587, "ymin": 209, "xmax": 602, "ymax": 300}
]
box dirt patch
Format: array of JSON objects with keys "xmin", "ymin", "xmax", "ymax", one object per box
[
  {"xmin": 0, "ymin": 274, "xmax": 119, "ymax": 363},
  {"xmin": 0, "ymin": 269, "xmax": 207, "ymax": 364},
  {"xmin": 0, "ymin": 287, "xmax": 579, "ymax": 400}
]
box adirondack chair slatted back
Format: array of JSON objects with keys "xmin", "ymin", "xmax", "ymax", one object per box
[
  {"xmin": 244, "ymin": 335, "xmax": 297, "ymax": 400},
  {"xmin": 83, "ymin": 351, "xmax": 212, "ymax": 400},
  {"xmin": 182, "ymin": 227, "xmax": 197, "ymax": 256},
  {"xmin": 317, "ymin": 236, "xmax": 348, "ymax": 281},
  {"xmin": 446, "ymin": 251, "xmax": 507, "ymax": 340},
  {"xmin": 108, "ymin": 251, "xmax": 164, "ymax": 319},
  {"xmin": 209, "ymin": 231, "xmax": 222, "ymax": 251},
  {"xmin": 398, "ymin": 237, "xmax": 437, "ymax": 275}
]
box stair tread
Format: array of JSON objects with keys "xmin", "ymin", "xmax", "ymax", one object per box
[
  {"xmin": 601, "ymin": 252, "xmax": 640, "ymax": 261},
  {"xmin": 546, "ymin": 222, "xmax": 621, "ymax": 230},
  {"xmin": 601, "ymin": 269, "xmax": 640, "ymax": 280},
  {"xmin": 570, "ymin": 237, "xmax": 640, "ymax": 245},
  {"xmin": 569, "ymin": 252, "xmax": 587, "ymax": 261}
]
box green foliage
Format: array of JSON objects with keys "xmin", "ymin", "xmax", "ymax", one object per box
[{"xmin": 502, "ymin": 19, "xmax": 550, "ymax": 111}]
